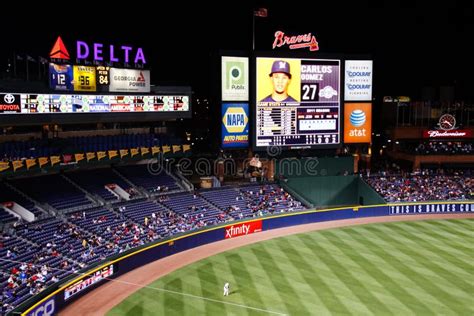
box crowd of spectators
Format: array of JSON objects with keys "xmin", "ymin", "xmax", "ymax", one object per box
[
  {"xmin": 402, "ymin": 141, "xmax": 472, "ymax": 155},
  {"xmin": 363, "ymin": 168, "xmax": 473, "ymax": 202},
  {"xmin": 0, "ymin": 184, "xmax": 303, "ymax": 314},
  {"xmin": 240, "ymin": 185, "xmax": 303, "ymax": 216}
]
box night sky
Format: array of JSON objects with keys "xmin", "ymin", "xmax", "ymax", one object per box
[{"xmin": 2, "ymin": 1, "xmax": 473, "ymax": 100}]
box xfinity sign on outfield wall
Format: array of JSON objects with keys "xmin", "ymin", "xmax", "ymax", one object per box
[
  {"xmin": 344, "ymin": 60, "xmax": 373, "ymax": 101},
  {"xmin": 224, "ymin": 220, "xmax": 262, "ymax": 239},
  {"xmin": 221, "ymin": 56, "xmax": 249, "ymax": 101},
  {"xmin": 222, "ymin": 103, "xmax": 249, "ymax": 148},
  {"xmin": 109, "ymin": 68, "xmax": 150, "ymax": 93},
  {"xmin": 344, "ymin": 102, "xmax": 372, "ymax": 143}
]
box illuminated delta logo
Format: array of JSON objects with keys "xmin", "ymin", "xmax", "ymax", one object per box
[
  {"xmin": 223, "ymin": 107, "xmax": 248, "ymax": 133},
  {"xmin": 226, "ymin": 61, "xmax": 245, "ymax": 90},
  {"xmin": 350, "ymin": 109, "xmax": 366, "ymax": 127},
  {"xmin": 50, "ymin": 36, "xmax": 146, "ymax": 64}
]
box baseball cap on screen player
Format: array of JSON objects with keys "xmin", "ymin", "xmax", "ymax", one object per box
[{"xmin": 269, "ymin": 60, "xmax": 291, "ymax": 78}]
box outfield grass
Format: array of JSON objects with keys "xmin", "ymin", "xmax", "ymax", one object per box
[{"xmin": 108, "ymin": 219, "xmax": 474, "ymax": 315}]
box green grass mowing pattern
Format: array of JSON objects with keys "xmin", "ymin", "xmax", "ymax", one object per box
[{"xmin": 108, "ymin": 219, "xmax": 474, "ymax": 315}]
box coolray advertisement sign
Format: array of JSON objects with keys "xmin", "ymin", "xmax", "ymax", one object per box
[
  {"xmin": 64, "ymin": 265, "xmax": 114, "ymax": 301},
  {"xmin": 1, "ymin": 93, "xmax": 190, "ymax": 114},
  {"xmin": 222, "ymin": 103, "xmax": 249, "ymax": 148},
  {"xmin": 389, "ymin": 202, "xmax": 473, "ymax": 215},
  {"xmin": 73, "ymin": 65, "xmax": 97, "ymax": 91},
  {"xmin": 221, "ymin": 56, "xmax": 249, "ymax": 101},
  {"xmin": 49, "ymin": 63, "xmax": 73, "ymax": 91},
  {"xmin": 225, "ymin": 220, "xmax": 262, "ymax": 239},
  {"xmin": 344, "ymin": 60, "xmax": 373, "ymax": 101},
  {"xmin": 255, "ymin": 57, "xmax": 340, "ymax": 149},
  {"xmin": 344, "ymin": 103, "xmax": 372, "ymax": 143},
  {"xmin": 0, "ymin": 93, "xmax": 21, "ymax": 113},
  {"xmin": 109, "ymin": 68, "xmax": 150, "ymax": 93}
]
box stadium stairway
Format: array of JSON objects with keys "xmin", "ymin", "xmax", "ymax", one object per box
[
  {"xmin": 1, "ymin": 180, "xmax": 50, "ymax": 218},
  {"xmin": 59, "ymin": 174, "xmax": 105, "ymax": 210},
  {"xmin": 199, "ymin": 187, "xmax": 254, "ymax": 219},
  {"xmin": 111, "ymin": 166, "xmax": 148, "ymax": 198}
]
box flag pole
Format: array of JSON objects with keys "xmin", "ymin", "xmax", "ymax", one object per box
[
  {"xmin": 13, "ymin": 51, "xmax": 17, "ymax": 77},
  {"xmin": 38, "ymin": 58, "xmax": 42, "ymax": 80},
  {"xmin": 252, "ymin": 11, "xmax": 255, "ymax": 51},
  {"xmin": 26, "ymin": 59, "xmax": 29, "ymax": 81}
]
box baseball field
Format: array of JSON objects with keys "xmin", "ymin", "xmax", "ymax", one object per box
[{"xmin": 107, "ymin": 218, "xmax": 474, "ymax": 315}]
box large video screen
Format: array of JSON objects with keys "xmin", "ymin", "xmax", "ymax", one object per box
[
  {"xmin": 0, "ymin": 92, "xmax": 191, "ymax": 125},
  {"xmin": 255, "ymin": 57, "xmax": 341, "ymax": 149},
  {"xmin": 0, "ymin": 93, "xmax": 189, "ymax": 114}
]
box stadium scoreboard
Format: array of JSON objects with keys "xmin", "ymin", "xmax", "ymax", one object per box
[{"xmin": 255, "ymin": 57, "xmax": 341, "ymax": 149}]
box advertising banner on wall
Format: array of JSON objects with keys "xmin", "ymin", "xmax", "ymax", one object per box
[
  {"xmin": 225, "ymin": 220, "xmax": 262, "ymax": 239},
  {"xmin": 344, "ymin": 102, "xmax": 372, "ymax": 143},
  {"xmin": 0, "ymin": 93, "xmax": 21, "ymax": 113},
  {"xmin": 389, "ymin": 202, "xmax": 473, "ymax": 214},
  {"xmin": 344, "ymin": 60, "xmax": 373, "ymax": 101},
  {"xmin": 221, "ymin": 56, "xmax": 249, "ymax": 101},
  {"xmin": 222, "ymin": 103, "xmax": 249, "ymax": 148},
  {"xmin": 109, "ymin": 68, "xmax": 150, "ymax": 93}
]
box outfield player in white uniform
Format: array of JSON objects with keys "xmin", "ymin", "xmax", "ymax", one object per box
[{"xmin": 223, "ymin": 282, "xmax": 230, "ymax": 296}]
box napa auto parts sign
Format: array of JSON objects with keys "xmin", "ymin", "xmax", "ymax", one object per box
[
  {"xmin": 109, "ymin": 68, "xmax": 150, "ymax": 93},
  {"xmin": 225, "ymin": 220, "xmax": 262, "ymax": 239}
]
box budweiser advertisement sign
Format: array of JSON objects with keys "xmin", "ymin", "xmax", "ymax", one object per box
[
  {"xmin": 272, "ymin": 30, "xmax": 319, "ymax": 51},
  {"xmin": 423, "ymin": 129, "xmax": 472, "ymax": 138},
  {"xmin": 225, "ymin": 220, "xmax": 262, "ymax": 239}
]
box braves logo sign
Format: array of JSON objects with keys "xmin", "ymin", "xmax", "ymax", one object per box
[{"xmin": 272, "ymin": 30, "xmax": 319, "ymax": 51}]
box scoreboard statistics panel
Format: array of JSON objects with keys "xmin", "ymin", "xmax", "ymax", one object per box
[{"xmin": 255, "ymin": 57, "xmax": 341, "ymax": 149}]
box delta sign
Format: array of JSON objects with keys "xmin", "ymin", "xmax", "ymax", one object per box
[
  {"xmin": 222, "ymin": 103, "xmax": 249, "ymax": 148},
  {"xmin": 50, "ymin": 36, "xmax": 146, "ymax": 64}
]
